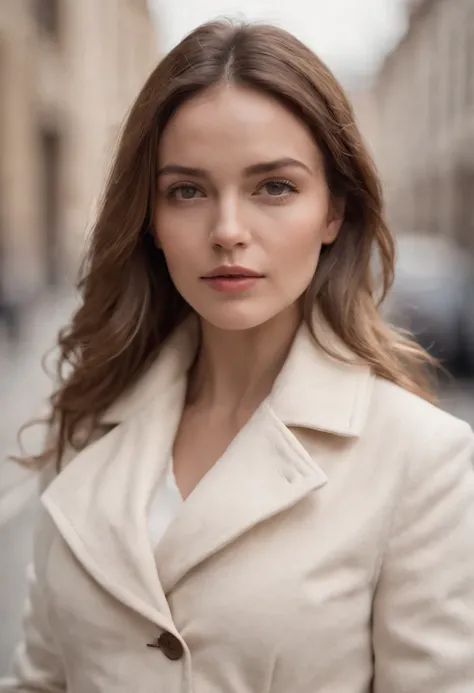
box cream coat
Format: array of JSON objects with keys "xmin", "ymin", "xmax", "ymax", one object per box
[{"xmin": 2, "ymin": 317, "xmax": 474, "ymax": 693}]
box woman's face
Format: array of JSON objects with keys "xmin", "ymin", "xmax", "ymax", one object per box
[{"xmin": 155, "ymin": 85, "xmax": 343, "ymax": 331}]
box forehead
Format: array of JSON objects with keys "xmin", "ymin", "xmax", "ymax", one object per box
[{"xmin": 158, "ymin": 85, "xmax": 321, "ymax": 169}]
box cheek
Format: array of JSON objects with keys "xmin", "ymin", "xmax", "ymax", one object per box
[
  {"xmin": 155, "ymin": 210, "xmax": 201, "ymax": 269},
  {"xmin": 269, "ymin": 209, "xmax": 326, "ymax": 275}
]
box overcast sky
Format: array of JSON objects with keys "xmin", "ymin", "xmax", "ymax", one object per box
[{"xmin": 151, "ymin": 0, "xmax": 409, "ymax": 84}]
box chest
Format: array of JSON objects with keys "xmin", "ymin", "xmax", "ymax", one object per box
[
  {"xmin": 43, "ymin": 482, "xmax": 387, "ymax": 693},
  {"xmin": 172, "ymin": 405, "xmax": 254, "ymax": 500}
]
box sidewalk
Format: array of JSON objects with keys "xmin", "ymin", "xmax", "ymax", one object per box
[
  {"xmin": 0, "ymin": 498, "xmax": 39, "ymax": 675},
  {"xmin": 0, "ymin": 290, "xmax": 77, "ymax": 528}
]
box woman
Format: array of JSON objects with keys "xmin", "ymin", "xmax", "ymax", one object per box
[{"xmin": 2, "ymin": 19, "xmax": 474, "ymax": 693}]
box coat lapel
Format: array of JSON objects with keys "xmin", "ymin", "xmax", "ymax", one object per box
[
  {"xmin": 41, "ymin": 312, "xmax": 374, "ymax": 623},
  {"xmin": 155, "ymin": 400, "xmax": 328, "ymax": 595},
  {"xmin": 41, "ymin": 322, "xmax": 197, "ymax": 629},
  {"xmin": 268, "ymin": 315, "xmax": 373, "ymax": 436},
  {"xmin": 154, "ymin": 319, "xmax": 373, "ymax": 594}
]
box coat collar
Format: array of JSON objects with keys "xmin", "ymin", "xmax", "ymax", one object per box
[
  {"xmin": 41, "ymin": 311, "xmax": 373, "ymax": 630},
  {"xmin": 100, "ymin": 311, "xmax": 373, "ymax": 438},
  {"xmin": 269, "ymin": 313, "xmax": 373, "ymax": 436}
]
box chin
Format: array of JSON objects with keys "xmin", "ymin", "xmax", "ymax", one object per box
[{"xmin": 194, "ymin": 302, "xmax": 282, "ymax": 332}]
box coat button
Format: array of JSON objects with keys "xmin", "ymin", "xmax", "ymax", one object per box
[{"xmin": 157, "ymin": 631, "xmax": 184, "ymax": 661}]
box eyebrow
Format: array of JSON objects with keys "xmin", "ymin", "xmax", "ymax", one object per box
[{"xmin": 157, "ymin": 157, "xmax": 312, "ymax": 179}]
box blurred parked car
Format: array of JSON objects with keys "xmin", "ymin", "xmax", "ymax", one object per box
[
  {"xmin": 458, "ymin": 270, "xmax": 474, "ymax": 375},
  {"xmin": 0, "ymin": 278, "xmax": 21, "ymax": 344},
  {"xmin": 383, "ymin": 233, "xmax": 474, "ymax": 378}
]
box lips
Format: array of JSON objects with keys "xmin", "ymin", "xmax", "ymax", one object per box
[
  {"xmin": 202, "ymin": 265, "xmax": 263, "ymax": 279},
  {"xmin": 200, "ymin": 266, "xmax": 264, "ymax": 294}
]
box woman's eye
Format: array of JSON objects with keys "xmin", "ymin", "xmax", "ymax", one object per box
[
  {"xmin": 257, "ymin": 180, "xmax": 297, "ymax": 197},
  {"xmin": 167, "ymin": 184, "xmax": 204, "ymax": 200}
]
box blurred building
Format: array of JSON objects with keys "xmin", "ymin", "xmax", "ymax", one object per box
[
  {"xmin": 0, "ymin": 0, "xmax": 158, "ymax": 309},
  {"xmin": 351, "ymin": 88, "xmax": 380, "ymax": 163},
  {"xmin": 365, "ymin": 0, "xmax": 474, "ymax": 251}
]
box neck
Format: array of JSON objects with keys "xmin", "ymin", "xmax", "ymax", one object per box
[{"xmin": 187, "ymin": 305, "xmax": 302, "ymax": 414}]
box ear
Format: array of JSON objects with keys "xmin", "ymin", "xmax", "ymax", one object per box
[{"xmin": 322, "ymin": 197, "xmax": 345, "ymax": 245}]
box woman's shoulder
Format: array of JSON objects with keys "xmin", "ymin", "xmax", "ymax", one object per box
[
  {"xmin": 357, "ymin": 378, "xmax": 474, "ymax": 539},
  {"xmin": 368, "ymin": 375, "xmax": 474, "ymax": 455}
]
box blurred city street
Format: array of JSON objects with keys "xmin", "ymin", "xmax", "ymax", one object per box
[
  {"xmin": 0, "ymin": 290, "xmax": 75, "ymax": 674},
  {"xmin": 0, "ymin": 500, "xmax": 38, "ymax": 675},
  {"xmin": 0, "ymin": 292, "xmax": 76, "ymax": 524}
]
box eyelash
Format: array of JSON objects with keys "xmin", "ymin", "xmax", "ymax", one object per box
[
  {"xmin": 165, "ymin": 183, "xmax": 203, "ymax": 200},
  {"xmin": 165, "ymin": 178, "xmax": 299, "ymax": 202},
  {"xmin": 258, "ymin": 178, "xmax": 298, "ymax": 198}
]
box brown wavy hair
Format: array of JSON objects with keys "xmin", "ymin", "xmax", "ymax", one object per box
[{"xmin": 21, "ymin": 19, "xmax": 436, "ymax": 469}]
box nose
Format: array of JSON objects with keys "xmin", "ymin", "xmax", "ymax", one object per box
[{"xmin": 209, "ymin": 198, "xmax": 250, "ymax": 250}]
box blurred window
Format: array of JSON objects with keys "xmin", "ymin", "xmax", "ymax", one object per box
[
  {"xmin": 469, "ymin": 14, "xmax": 474, "ymax": 108},
  {"xmin": 0, "ymin": 41, "xmax": 4, "ymax": 296},
  {"xmin": 34, "ymin": 0, "xmax": 60, "ymax": 39},
  {"xmin": 39, "ymin": 129, "xmax": 61, "ymax": 287},
  {"xmin": 465, "ymin": 1, "xmax": 474, "ymax": 109}
]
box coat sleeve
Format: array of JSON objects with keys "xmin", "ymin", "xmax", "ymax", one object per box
[
  {"xmin": 0, "ymin": 466, "xmax": 66, "ymax": 693},
  {"xmin": 372, "ymin": 419, "xmax": 474, "ymax": 693}
]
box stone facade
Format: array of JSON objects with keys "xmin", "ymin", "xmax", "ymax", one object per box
[
  {"xmin": 0, "ymin": 0, "xmax": 158, "ymax": 304},
  {"xmin": 366, "ymin": 0, "xmax": 474, "ymax": 251}
]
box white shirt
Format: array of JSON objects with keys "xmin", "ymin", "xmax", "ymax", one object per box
[{"xmin": 147, "ymin": 457, "xmax": 182, "ymax": 548}]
